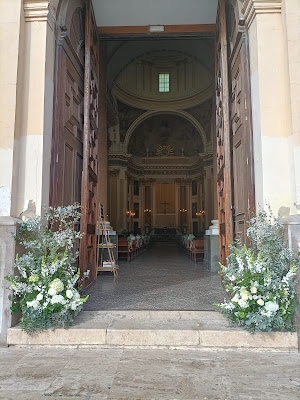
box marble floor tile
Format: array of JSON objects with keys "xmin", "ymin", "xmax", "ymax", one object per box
[{"xmin": 84, "ymin": 243, "xmax": 226, "ymax": 311}]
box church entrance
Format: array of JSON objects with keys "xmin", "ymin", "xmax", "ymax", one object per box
[{"xmin": 50, "ymin": 0, "xmax": 255, "ymax": 302}]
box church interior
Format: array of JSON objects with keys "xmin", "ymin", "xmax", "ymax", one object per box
[
  {"xmin": 84, "ymin": 34, "xmax": 224, "ymax": 311},
  {"xmin": 106, "ymin": 37, "xmax": 216, "ymax": 239}
]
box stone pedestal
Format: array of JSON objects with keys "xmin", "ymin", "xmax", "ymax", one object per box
[
  {"xmin": 281, "ymin": 215, "xmax": 300, "ymax": 350},
  {"xmin": 204, "ymin": 220, "xmax": 220, "ymax": 273},
  {"xmin": 0, "ymin": 217, "xmax": 20, "ymax": 345}
]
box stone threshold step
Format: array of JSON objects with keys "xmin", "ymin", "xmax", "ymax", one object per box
[{"xmin": 7, "ymin": 311, "xmax": 298, "ymax": 351}]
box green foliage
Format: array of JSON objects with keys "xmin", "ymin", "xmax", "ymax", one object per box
[
  {"xmin": 6, "ymin": 205, "xmax": 88, "ymax": 334},
  {"xmin": 216, "ymin": 208, "xmax": 298, "ymax": 333}
]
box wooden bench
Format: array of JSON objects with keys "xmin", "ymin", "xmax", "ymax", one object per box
[
  {"xmin": 190, "ymin": 239, "xmax": 204, "ymax": 263},
  {"xmin": 118, "ymin": 240, "xmax": 132, "ymax": 262}
]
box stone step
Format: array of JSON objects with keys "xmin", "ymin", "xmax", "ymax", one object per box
[{"xmin": 7, "ymin": 311, "xmax": 298, "ymax": 351}]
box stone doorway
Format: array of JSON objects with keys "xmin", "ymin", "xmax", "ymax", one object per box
[{"xmin": 50, "ymin": 0, "xmax": 255, "ymax": 289}]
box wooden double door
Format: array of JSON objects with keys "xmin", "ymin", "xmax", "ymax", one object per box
[
  {"xmin": 215, "ymin": 0, "xmax": 255, "ymax": 265},
  {"xmin": 50, "ymin": 0, "xmax": 99, "ymax": 287}
]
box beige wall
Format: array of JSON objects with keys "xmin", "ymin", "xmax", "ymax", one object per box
[
  {"xmin": 0, "ymin": 0, "xmax": 22, "ymax": 216},
  {"xmin": 0, "ymin": 0, "xmax": 57, "ymax": 218},
  {"xmin": 282, "ymin": 0, "xmax": 300, "ymax": 210},
  {"xmin": 243, "ymin": 0, "xmax": 299, "ymax": 215}
]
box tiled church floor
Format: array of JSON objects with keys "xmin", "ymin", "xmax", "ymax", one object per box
[{"xmin": 84, "ymin": 242, "xmax": 227, "ymax": 311}]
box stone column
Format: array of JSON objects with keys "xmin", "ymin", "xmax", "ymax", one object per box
[
  {"xmin": 242, "ymin": 0, "xmax": 297, "ymax": 215},
  {"xmin": 140, "ymin": 181, "xmax": 145, "ymax": 233},
  {"xmin": 281, "ymin": 0, "xmax": 300, "ymax": 211},
  {"xmin": 0, "ymin": 0, "xmax": 22, "ymax": 217},
  {"xmin": 0, "ymin": 217, "xmax": 20, "ymax": 345},
  {"xmin": 281, "ymin": 215, "xmax": 300, "ymax": 349},
  {"xmin": 186, "ymin": 181, "xmax": 192, "ymax": 233},
  {"xmin": 175, "ymin": 182, "xmax": 180, "ymax": 229},
  {"xmin": 152, "ymin": 182, "xmax": 156, "ymax": 228},
  {"xmin": 11, "ymin": 0, "xmax": 56, "ymax": 218}
]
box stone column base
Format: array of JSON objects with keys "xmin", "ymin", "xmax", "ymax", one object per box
[
  {"xmin": 0, "ymin": 217, "xmax": 20, "ymax": 345},
  {"xmin": 204, "ymin": 220, "xmax": 220, "ymax": 273}
]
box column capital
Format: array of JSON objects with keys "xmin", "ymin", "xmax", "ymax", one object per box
[
  {"xmin": 24, "ymin": 0, "xmax": 56, "ymax": 29},
  {"xmin": 242, "ymin": 0, "xmax": 281, "ymax": 27}
]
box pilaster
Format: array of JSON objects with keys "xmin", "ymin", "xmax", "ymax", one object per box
[
  {"xmin": 242, "ymin": 0, "xmax": 281, "ymax": 28},
  {"xmin": 242, "ymin": 0, "xmax": 296, "ymax": 214}
]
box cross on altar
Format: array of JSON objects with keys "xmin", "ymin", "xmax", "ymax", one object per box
[{"xmin": 160, "ymin": 201, "xmax": 170, "ymax": 214}]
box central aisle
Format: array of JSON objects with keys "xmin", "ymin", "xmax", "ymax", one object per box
[{"xmin": 84, "ymin": 243, "xmax": 226, "ymax": 311}]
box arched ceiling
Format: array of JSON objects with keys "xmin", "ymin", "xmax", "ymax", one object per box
[
  {"xmin": 114, "ymin": 48, "xmax": 213, "ymax": 110},
  {"xmin": 107, "ymin": 38, "xmax": 214, "ymax": 89},
  {"xmin": 92, "ymin": 0, "xmax": 218, "ymax": 27}
]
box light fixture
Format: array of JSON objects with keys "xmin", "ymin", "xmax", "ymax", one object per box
[
  {"xmin": 149, "ymin": 25, "xmax": 164, "ymax": 33},
  {"xmin": 196, "ymin": 210, "xmax": 206, "ymax": 216},
  {"xmin": 180, "ymin": 209, "xmax": 188, "ymax": 213},
  {"xmin": 126, "ymin": 210, "xmax": 136, "ymax": 217},
  {"xmin": 144, "ymin": 209, "xmax": 152, "ymax": 213}
]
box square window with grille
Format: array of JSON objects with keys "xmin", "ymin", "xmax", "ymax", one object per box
[{"xmin": 159, "ymin": 73, "xmax": 170, "ymax": 92}]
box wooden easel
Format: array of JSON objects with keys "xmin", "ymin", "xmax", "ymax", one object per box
[{"xmin": 96, "ymin": 204, "xmax": 118, "ymax": 277}]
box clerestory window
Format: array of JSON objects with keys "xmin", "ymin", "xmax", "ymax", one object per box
[{"xmin": 158, "ymin": 73, "xmax": 170, "ymax": 92}]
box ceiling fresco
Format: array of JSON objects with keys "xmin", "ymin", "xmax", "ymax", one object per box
[{"xmin": 128, "ymin": 114, "xmax": 204, "ymax": 157}]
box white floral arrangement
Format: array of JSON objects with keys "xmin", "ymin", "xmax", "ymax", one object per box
[
  {"xmin": 187, "ymin": 234, "xmax": 195, "ymax": 241},
  {"xmin": 216, "ymin": 209, "xmax": 298, "ymax": 333},
  {"xmin": 6, "ymin": 205, "xmax": 88, "ymax": 334}
]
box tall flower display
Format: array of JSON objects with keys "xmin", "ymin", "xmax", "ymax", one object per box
[
  {"xmin": 216, "ymin": 209, "xmax": 298, "ymax": 333},
  {"xmin": 6, "ymin": 205, "xmax": 88, "ymax": 334}
]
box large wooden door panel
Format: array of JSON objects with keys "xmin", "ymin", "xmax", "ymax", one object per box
[
  {"xmin": 50, "ymin": 15, "xmax": 84, "ymax": 209},
  {"xmin": 79, "ymin": 0, "xmax": 100, "ymax": 286},
  {"xmin": 227, "ymin": 1, "xmax": 255, "ymax": 244},
  {"xmin": 215, "ymin": 0, "xmax": 233, "ymax": 265}
]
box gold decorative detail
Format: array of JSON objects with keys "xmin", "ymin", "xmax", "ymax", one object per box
[{"xmin": 156, "ymin": 145, "xmax": 174, "ymax": 157}]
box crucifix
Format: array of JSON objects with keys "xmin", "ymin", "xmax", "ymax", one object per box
[{"xmin": 160, "ymin": 201, "xmax": 170, "ymax": 214}]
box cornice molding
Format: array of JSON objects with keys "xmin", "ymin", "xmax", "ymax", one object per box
[
  {"xmin": 242, "ymin": 0, "xmax": 282, "ymax": 28},
  {"xmin": 113, "ymin": 83, "xmax": 213, "ymax": 111},
  {"xmin": 24, "ymin": 0, "xmax": 56, "ymax": 29}
]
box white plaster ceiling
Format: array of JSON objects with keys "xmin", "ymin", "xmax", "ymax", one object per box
[{"xmin": 92, "ymin": 0, "xmax": 218, "ymax": 27}]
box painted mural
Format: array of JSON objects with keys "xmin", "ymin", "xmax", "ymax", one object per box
[{"xmin": 128, "ymin": 114, "xmax": 204, "ymax": 157}]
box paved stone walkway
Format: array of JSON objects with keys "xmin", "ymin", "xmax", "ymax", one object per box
[
  {"xmin": 84, "ymin": 243, "xmax": 226, "ymax": 311},
  {"xmin": 0, "ymin": 347, "xmax": 299, "ymax": 399}
]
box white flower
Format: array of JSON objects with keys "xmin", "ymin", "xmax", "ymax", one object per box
[
  {"xmin": 250, "ymin": 286, "xmax": 257, "ymax": 294},
  {"xmin": 241, "ymin": 293, "xmax": 249, "ymax": 301},
  {"xmin": 240, "ymin": 287, "xmax": 250, "ymax": 300},
  {"xmin": 257, "ymin": 299, "xmax": 264, "ymax": 306},
  {"xmin": 238, "ymin": 299, "xmax": 249, "ymax": 308},
  {"xmin": 48, "ymin": 287, "xmax": 56, "ymax": 296},
  {"xmin": 26, "ymin": 299, "xmax": 39, "ymax": 310},
  {"xmin": 70, "ymin": 302, "xmax": 78, "ymax": 311},
  {"xmin": 66, "ymin": 289, "xmax": 73, "ymax": 299},
  {"xmin": 36, "ymin": 293, "xmax": 43, "ymax": 301},
  {"xmin": 224, "ymin": 302, "xmax": 235, "ymax": 311},
  {"xmin": 264, "ymin": 301, "xmax": 279, "ymax": 315},
  {"xmin": 50, "ymin": 294, "xmax": 66, "ymax": 305},
  {"xmin": 232, "ymin": 293, "xmax": 239, "ymax": 303},
  {"xmin": 49, "ymin": 278, "xmax": 64, "ymax": 294}
]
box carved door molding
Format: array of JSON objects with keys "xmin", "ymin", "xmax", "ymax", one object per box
[
  {"xmin": 215, "ymin": 0, "xmax": 233, "ymax": 265},
  {"xmin": 79, "ymin": 0, "xmax": 100, "ymax": 286},
  {"xmin": 215, "ymin": 0, "xmax": 256, "ymax": 265},
  {"xmin": 227, "ymin": 1, "xmax": 256, "ymax": 244}
]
